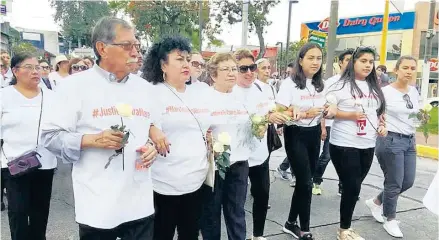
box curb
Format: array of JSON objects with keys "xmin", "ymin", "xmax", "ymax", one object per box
[{"xmin": 416, "ymin": 145, "xmax": 438, "ymax": 160}]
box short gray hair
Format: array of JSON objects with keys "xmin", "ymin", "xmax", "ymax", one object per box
[{"xmin": 91, "ymin": 17, "xmax": 133, "ymax": 63}]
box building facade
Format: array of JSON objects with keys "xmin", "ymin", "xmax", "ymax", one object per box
[{"xmin": 301, "ymin": 2, "xmax": 438, "ymax": 97}]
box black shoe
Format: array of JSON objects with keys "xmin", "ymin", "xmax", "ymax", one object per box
[
  {"xmin": 1, "ymin": 203, "xmax": 5, "ymax": 211},
  {"xmin": 282, "ymin": 221, "xmax": 301, "ymax": 238},
  {"xmin": 299, "ymin": 233, "xmax": 314, "ymax": 240}
]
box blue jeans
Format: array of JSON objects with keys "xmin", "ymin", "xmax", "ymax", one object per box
[
  {"xmin": 375, "ymin": 132, "xmax": 416, "ymax": 219},
  {"xmin": 313, "ymin": 126, "xmax": 331, "ymax": 184},
  {"xmin": 200, "ymin": 161, "xmax": 249, "ymax": 240}
]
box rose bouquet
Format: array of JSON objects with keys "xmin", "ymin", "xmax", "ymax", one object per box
[
  {"xmin": 250, "ymin": 114, "xmax": 269, "ymax": 140},
  {"xmin": 409, "ymin": 103, "xmax": 434, "ymax": 143}
]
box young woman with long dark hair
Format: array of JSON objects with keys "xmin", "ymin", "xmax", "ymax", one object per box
[
  {"xmin": 365, "ymin": 56, "xmax": 419, "ymax": 238},
  {"xmin": 327, "ymin": 47, "xmax": 387, "ymax": 240},
  {"xmin": 277, "ymin": 43, "xmax": 328, "ymax": 240}
]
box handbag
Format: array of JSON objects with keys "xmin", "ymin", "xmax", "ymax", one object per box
[
  {"xmin": 1, "ymin": 89, "xmax": 44, "ymax": 177},
  {"xmin": 254, "ymin": 82, "xmax": 282, "ymax": 153}
]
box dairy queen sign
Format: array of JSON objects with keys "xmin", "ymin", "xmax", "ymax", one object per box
[{"xmin": 430, "ymin": 58, "xmax": 438, "ymax": 72}]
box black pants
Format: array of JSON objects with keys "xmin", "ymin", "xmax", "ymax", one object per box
[
  {"xmin": 313, "ymin": 126, "xmax": 331, "ymax": 184},
  {"xmin": 79, "ymin": 215, "xmax": 154, "ymax": 240},
  {"xmin": 284, "ymin": 124, "xmax": 321, "ymax": 232},
  {"xmin": 330, "ymin": 144, "xmax": 375, "ymax": 229},
  {"xmin": 200, "ymin": 161, "xmax": 249, "ymax": 240},
  {"xmin": 153, "ymin": 187, "xmax": 203, "ymax": 240},
  {"xmin": 249, "ymin": 158, "xmax": 270, "ymax": 237},
  {"xmin": 1, "ymin": 168, "xmax": 8, "ymax": 205},
  {"xmin": 5, "ymin": 169, "xmax": 54, "ymax": 240}
]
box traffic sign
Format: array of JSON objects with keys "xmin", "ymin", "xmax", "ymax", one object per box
[{"xmin": 309, "ymin": 34, "xmax": 326, "ymax": 48}]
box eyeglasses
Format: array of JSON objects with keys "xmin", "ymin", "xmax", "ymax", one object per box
[
  {"xmin": 191, "ymin": 61, "xmax": 205, "ymax": 68},
  {"xmin": 71, "ymin": 65, "xmax": 89, "ymax": 71},
  {"xmin": 238, "ymin": 64, "xmax": 257, "ymax": 73},
  {"xmin": 16, "ymin": 65, "xmax": 41, "ymax": 71},
  {"xmin": 402, "ymin": 94, "xmax": 413, "ymax": 109},
  {"xmin": 40, "ymin": 66, "xmax": 50, "ymax": 70},
  {"xmin": 219, "ymin": 67, "xmax": 238, "ymax": 73},
  {"xmin": 108, "ymin": 42, "xmax": 141, "ymax": 52}
]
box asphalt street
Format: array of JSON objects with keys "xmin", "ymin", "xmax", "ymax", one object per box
[{"xmin": 1, "ymin": 146, "xmax": 438, "ymax": 240}]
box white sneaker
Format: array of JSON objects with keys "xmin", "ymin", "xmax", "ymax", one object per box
[
  {"xmin": 365, "ymin": 198, "xmax": 384, "ymax": 223},
  {"xmin": 252, "ymin": 237, "xmax": 267, "ymax": 240},
  {"xmin": 383, "ymin": 220, "xmax": 403, "ymax": 238}
]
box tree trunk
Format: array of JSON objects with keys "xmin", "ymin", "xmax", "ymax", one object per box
[{"xmin": 255, "ymin": 26, "xmax": 265, "ymax": 60}]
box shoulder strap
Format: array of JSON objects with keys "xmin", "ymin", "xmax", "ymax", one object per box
[
  {"xmin": 254, "ymin": 82, "xmax": 262, "ymax": 92},
  {"xmin": 162, "ymin": 83, "xmax": 207, "ymax": 148}
]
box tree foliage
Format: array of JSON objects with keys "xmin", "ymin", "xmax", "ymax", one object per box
[
  {"xmin": 215, "ymin": 0, "xmax": 280, "ymax": 59},
  {"xmin": 12, "ymin": 42, "xmax": 37, "ymax": 55},
  {"xmin": 112, "ymin": 1, "xmax": 223, "ymax": 50},
  {"xmin": 51, "ymin": 1, "xmax": 111, "ymax": 48}
]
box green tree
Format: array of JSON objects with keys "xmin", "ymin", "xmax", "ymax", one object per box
[
  {"xmin": 12, "ymin": 42, "xmax": 37, "ymax": 55},
  {"xmin": 51, "ymin": 1, "xmax": 111, "ymax": 48},
  {"xmin": 113, "ymin": 1, "xmax": 223, "ymax": 50},
  {"xmin": 215, "ymin": 0, "xmax": 280, "ymax": 59}
]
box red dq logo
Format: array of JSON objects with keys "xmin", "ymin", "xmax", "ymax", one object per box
[
  {"xmin": 430, "ymin": 58, "xmax": 438, "ymax": 72},
  {"xmin": 318, "ymin": 17, "xmax": 340, "ymax": 32}
]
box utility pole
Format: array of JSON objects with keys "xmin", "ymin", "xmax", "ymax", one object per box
[
  {"xmin": 276, "ymin": 41, "xmax": 283, "ymax": 74},
  {"xmin": 198, "ymin": 0, "xmax": 203, "ymax": 52},
  {"xmin": 379, "ymin": 0, "xmax": 390, "ymax": 65},
  {"xmin": 241, "ymin": 1, "xmax": 249, "ymax": 47},
  {"xmin": 285, "ymin": 0, "xmax": 298, "ymax": 67},
  {"xmin": 421, "ymin": 0, "xmax": 436, "ymax": 102},
  {"xmin": 324, "ymin": 0, "xmax": 339, "ymax": 79}
]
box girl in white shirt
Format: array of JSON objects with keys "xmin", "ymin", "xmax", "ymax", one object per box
[
  {"xmin": 365, "ymin": 56, "xmax": 419, "ymax": 238},
  {"xmin": 199, "ymin": 52, "xmax": 253, "ymax": 240},
  {"xmin": 142, "ymin": 36, "xmax": 210, "ymax": 240},
  {"xmin": 327, "ymin": 46, "xmax": 387, "ymax": 240},
  {"xmin": 1, "ymin": 53, "xmax": 57, "ymax": 240},
  {"xmin": 277, "ymin": 43, "xmax": 328, "ymax": 240}
]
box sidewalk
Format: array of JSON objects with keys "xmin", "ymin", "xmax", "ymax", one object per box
[{"xmin": 416, "ymin": 133, "xmax": 438, "ymax": 160}]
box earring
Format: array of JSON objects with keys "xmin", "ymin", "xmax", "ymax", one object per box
[{"xmin": 163, "ymin": 72, "xmax": 166, "ymax": 81}]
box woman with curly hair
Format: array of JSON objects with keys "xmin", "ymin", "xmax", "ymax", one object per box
[{"xmin": 142, "ymin": 36, "xmax": 212, "ymax": 240}]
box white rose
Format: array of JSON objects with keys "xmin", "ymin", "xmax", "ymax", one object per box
[
  {"xmin": 213, "ymin": 142, "xmax": 224, "ymax": 153},
  {"xmin": 423, "ymin": 103, "xmax": 433, "ymax": 112},
  {"xmin": 269, "ymin": 103, "xmax": 277, "ymax": 112},
  {"xmin": 116, "ymin": 103, "xmax": 133, "ymax": 118},
  {"xmin": 326, "ymin": 93, "xmax": 337, "ymax": 105},
  {"xmin": 218, "ymin": 132, "xmax": 231, "ymax": 145},
  {"xmin": 251, "ymin": 115, "xmax": 264, "ymax": 124}
]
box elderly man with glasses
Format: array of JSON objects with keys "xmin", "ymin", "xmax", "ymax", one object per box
[{"xmin": 42, "ymin": 17, "xmax": 159, "ymax": 240}]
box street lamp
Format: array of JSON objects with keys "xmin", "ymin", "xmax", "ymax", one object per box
[
  {"xmin": 285, "ymin": 0, "xmax": 299, "ymax": 68},
  {"xmin": 276, "ymin": 42, "xmax": 283, "ymax": 75}
]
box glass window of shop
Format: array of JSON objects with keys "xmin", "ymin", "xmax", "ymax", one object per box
[
  {"xmin": 419, "ymin": 31, "xmax": 439, "ymax": 59},
  {"xmin": 416, "ymin": 71, "xmax": 438, "ymax": 98},
  {"xmin": 334, "ymin": 33, "xmax": 402, "ymax": 61}
]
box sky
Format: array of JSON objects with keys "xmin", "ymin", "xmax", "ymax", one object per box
[{"xmin": 7, "ymin": 0, "xmax": 426, "ymax": 48}]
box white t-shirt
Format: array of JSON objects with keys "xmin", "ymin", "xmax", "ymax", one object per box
[
  {"xmin": 328, "ymin": 80, "xmax": 381, "ymax": 149},
  {"xmin": 48, "ymin": 71, "xmax": 67, "ymax": 89},
  {"xmin": 1, "ymin": 86, "xmax": 57, "ymax": 169},
  {"xmin": 209, "ymin": 88, "xmax": 256, "ymax": 164},
  {"xmin": 276, "ymin": 78, "xmax": 326, "ymax": 127},
  {"xmin": 233, "ymin": 84, "xmax": 270, "ymax": 167},
  {"xmin": 382, "ymin": 85, "xmax": 419, "ymax": 135},
  {"xmin": 42, "ymin": 67, "xmax": 157, "ymax": 229},
  {"xmin": 151, "ymin": 83, "xmax": 211, "ymax": 195},
  {"xmin": 324, "ymin": 74, "xmax": 341, "ymax": 127},
  {"xmin": 255, "ymin": 79, "xmax": 277, "ymax": 103}
]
